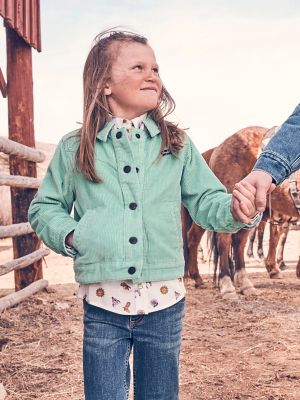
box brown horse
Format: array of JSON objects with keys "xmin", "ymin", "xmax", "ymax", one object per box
[
  {"xmin": 247, "ymin": 212, "xmax": 297, "ymax": 271},
  {"xmin": 183, "ymin": 126, "xmax": 300, "ymax": 300},
  {"xmin": 264, "ymin": 213, "xmax": 299, "ymax": 281},
  {"xmin": 182, "ymin": 147, "xmax": 215, "ymax": 288}
]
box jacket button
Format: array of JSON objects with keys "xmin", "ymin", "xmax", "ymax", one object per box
[
  {"xmin": 123, "ymin": 165, "xmax": 131, "ymax": 173},
  {"xmin": 136, "ymin": 167, "xmax": 139, "ymax": 173},
  {"xmin": 128, "ymin": 266, "xmax": 136, "ymax": 275},
  {"xmin": 129, "ymin": 202, "xmax": 137, "ymax": 210},
  {"xmin": 129, "ymin": 237, "xmax": 138, "ymax": 244},
  {"xmin": 136, "ymin": 133, "xmax": 141, "ymax": 139},
  {"xmin": 116, "ymin": 131, "xmax": 122, "ymax": 139}
]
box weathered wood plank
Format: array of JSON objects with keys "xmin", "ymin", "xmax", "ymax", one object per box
[
  {"xmin": 0, "ymin": 173, "xmax": 41, "ymax": 188},
  {"xmin": 0, "ymin": 136, "xmax": 45, "ymax": 162},
  {"xmin": 0, "ymin": 279, "xmax": 48, "ymax": 312},
  {"xmin": 0, "ymin": 248, "xmax": 50, "ymax": 276},
  {"xmin": 6, "ymin": 26, "xmax": 43, "ymax": 290},
  {"xmin": 0, "ymin": 222, "xmax": 33, "ymax": 238}
]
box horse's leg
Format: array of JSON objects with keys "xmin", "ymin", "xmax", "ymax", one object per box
[
  {"xmin": 198, "ymin": 242, "xmax": 205, "ymax": 263},
  {"xmin": 233, "ymin": 230, "xmax": 257, "ymax": 296},
  {"xmin": 186, "ymin": 223, "xmax": 205, "ymax": 288},
  {"xmin": 257, "ymin": 220, "xmax": 266, "ymax": 260},
  {"xmin": 246, "ymin": 227, "xmax": 256, "ymax": 258},
  {"xmin": 296, "ymin": 256, "xmax": 300, "ymax": 279},
  {"xmin": 216, "ymin": 233, "xmax": 239, "ymax": 301},
  {"xmin": 265, "ymin": 223, "xmax": 282, "ymax": 279},
  {"xmin": 276, "ymin": 222, "xmax": 289, "ymax": 271}
]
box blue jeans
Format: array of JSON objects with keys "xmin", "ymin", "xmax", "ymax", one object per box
[{"xmin": 83, "ymin": 297, "xmax": 185, "ymax": 400}]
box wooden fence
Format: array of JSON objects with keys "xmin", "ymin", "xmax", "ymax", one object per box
[{"xmin": 0, "ymin": 136, "xmax": 49, "ymax": 312}]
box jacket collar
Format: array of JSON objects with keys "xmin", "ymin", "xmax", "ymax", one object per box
[
  {"xmin": 143, "ymin": 114, "xmax": 161, "ymax": 137},
  {"xmin": 96, "ymin": 119, "xmax": 115, "ymax": 142},
  {"xmin": 96, "ymin": 113, "xmax": 161, "ymax": 142}
]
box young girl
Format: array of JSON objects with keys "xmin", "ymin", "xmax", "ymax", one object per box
[{"xmin": 28, "ymin": 29, "xmax": 258, "ymax": 400}]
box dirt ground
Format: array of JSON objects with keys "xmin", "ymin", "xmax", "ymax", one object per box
[{"xmin": 1, "ymin": 233, "xmax": 300, "ymax": 400}]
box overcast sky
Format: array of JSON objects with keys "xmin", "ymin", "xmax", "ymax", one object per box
[{"xmin": 0, "ymin": 0, "xmax": 300, "ymax": 152}]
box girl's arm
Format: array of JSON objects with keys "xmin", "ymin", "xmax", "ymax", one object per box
[
  {"xmin": 28, "ymin": 138, "xmax": 78, "ymax": 257},
  {"xmin": 181, "ymin": 137, "xmax": 255, "ymax": 232}
]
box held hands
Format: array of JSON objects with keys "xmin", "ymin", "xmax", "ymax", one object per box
[
  {"xmin": 230, "ymin": 181, "xmax": 257, "ymax": 224},
  {"xmin": 230, "ymin": 171, "xmax": 276, "ymax": 224},
  {"xmin": 236, "ymin": 170, "xmax": 276, "ymax": 212}
]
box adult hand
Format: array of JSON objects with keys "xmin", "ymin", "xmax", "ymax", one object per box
[
  {"xmin": 230, "ymin": 181, "xmax": 256, "ymax": 224},
  {"xmin": 233, "ymin": 170, "xmax": 276, "ymax": 212}
]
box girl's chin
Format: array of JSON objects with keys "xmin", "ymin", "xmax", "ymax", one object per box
[{"xmin": 140, "ymin": 100, "xmax": 159, "ymax": 110}]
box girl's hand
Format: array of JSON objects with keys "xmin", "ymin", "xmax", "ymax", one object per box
[
  {"xmin": 65, "ymin": 231, "xmax": 74, "ymax": 247},
  {"xmin": 230, "ymin": 181, "xmax": 257, "ymax": 224}
]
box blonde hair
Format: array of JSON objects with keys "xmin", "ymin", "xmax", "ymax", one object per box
[{"xmin": 77, "ymin": 28, "xmax": 186, "ymax": 182}]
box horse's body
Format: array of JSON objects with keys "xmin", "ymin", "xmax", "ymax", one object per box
[{"xmin": 183, "ymin": 126, "xmax": 300, "ymax": 300}]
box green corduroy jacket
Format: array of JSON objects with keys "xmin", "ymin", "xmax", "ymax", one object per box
[{"xmin": 28, "ymin": 116, "xmax": 245, "ymax": 284}]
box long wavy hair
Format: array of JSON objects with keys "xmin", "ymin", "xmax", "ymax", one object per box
[{"xmin": 77, "ymin": 28, "xmax": 186, "ymax": 182}]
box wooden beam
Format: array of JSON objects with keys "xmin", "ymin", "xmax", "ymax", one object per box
[
  {"xmin": 6, "ymin": 26, "xmax": 42, "ymax": 291},
  {"xmin": 0, "ymin": 136, "xmax": 45, "ymax": 162},
  {"xmin": 0, "ymin": 279, "xmax": 48, "ymax": 312},
  {"xmin": 0, "ymin": 173, "xmax": 41, "ymax": 188},
  {"xmin": 0, "ymin": 248, "xmax": 50, "ymax": 276},
  {"xmin": 0, "ymin": 222, "xmax": 33, "ymax": 239}
]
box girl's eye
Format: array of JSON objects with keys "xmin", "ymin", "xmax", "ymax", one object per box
[
  {"xmin": 133, "ymin": 65, "xmax": 143, "ymax": 70},
  {"xmin": 153, "ymin": 68, "xmax": 159, "ymax": 75}
]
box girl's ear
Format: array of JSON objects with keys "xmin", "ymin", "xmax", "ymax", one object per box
[{"xmin": 104, "ymin": 83, "xmax": 112, "ymax": 96}]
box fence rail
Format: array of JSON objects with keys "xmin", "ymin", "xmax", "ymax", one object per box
[
  {"xmin": 0, "ymin": 173, "xmax": 42, "ymax": 188},
  {"xmin": 0, "ymin": 222, "xmax": 34, "ymax": 239},
  {"xmin": 0, "ymin": 136, "xmax": 45, "ymax": 162},
  {"xmin": 0, "ymin": 139, "xmax": 49, "ymax": 311},
  {"xmin": 0, "ymin": 248, "xmax": 50, "ymax": 276},
  {"xmin": 0, "ymin": 279, "xmax": 49, "ymax": 312}
]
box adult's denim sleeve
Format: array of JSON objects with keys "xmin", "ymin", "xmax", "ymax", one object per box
[{"xmin": 254, "ymin": 103, "xmax": 300, "ymax": 184}]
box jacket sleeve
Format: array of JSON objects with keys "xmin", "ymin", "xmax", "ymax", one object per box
[
  {"xmin": 254, "ymin": 103, "xmax": 300, "ymax": 184},
  {"xmin": 28, "ymin": 138, "xmax": 78, "ymax": 257},
  {"xmin": 181, "ymin": 136, "xmax": 245, "ymax": 232}
]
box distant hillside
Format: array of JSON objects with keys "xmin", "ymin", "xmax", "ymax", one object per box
[{"xmin": 0, "ymin": 141, "xmax": 57, "ymax": 225}]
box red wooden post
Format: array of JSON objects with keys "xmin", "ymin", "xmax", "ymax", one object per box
[{"xmin": 6, "ymin": 27, "xmax": 43, "ymax": 291}]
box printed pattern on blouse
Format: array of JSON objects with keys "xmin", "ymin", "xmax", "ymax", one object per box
[
  {"xmin": 77, "ymin": 277, "xmax": 186, "ymax": 315},
  {"xmin": 76, "ymin": 113, "xmax": 186, "ymax": 315}
]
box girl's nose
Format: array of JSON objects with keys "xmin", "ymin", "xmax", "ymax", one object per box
[
  {"xmin": 145, "ymin": 68, "xmax": 158, "ymax": 80},
  {"xmin": 145, "ymin": 69, "xmax": 159, "ymax": 81}
]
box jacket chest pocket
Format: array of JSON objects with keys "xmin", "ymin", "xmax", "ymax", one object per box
[
  {"xmin": 73, "ymin": 207, "xmax": 124, "ymax": 263},
  {"xmin": 143, "ymin": 202, "xmax": 182, "ymax": 262}
]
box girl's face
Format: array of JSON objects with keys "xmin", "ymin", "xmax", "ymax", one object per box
[{"xmin": 105, "ymin": 42, "xmax": 162, "ymax": 120}]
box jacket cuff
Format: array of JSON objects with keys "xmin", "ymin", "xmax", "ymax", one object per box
[
  {"xmin": 57, "ymin": 220, "xmax": 78, "ymax": 257},
  {"xmin": 64, "ymin": 243, "xmax": 77, "ymax": 257},
  {"xmin": 64, "ymin": 228, "xmax": 78, "ymax": 257},
  {"xmin": 254, "ymin": 152, "xmax": 290, "ymax": 184},
  {"xmin": 223, "ymin": 203, "xmax": 247, "ymax": 232},
  {"xmin": 242, "ymin": 212, "xmax": 263, "ymax": 230}
]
